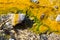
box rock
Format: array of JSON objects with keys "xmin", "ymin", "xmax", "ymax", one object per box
[
  {"xmin": 30, "ymin": 0, "xmax": 39, "ymax": 4},
  {"xmin": 56, "ymin": 15, "xmax": 60, "ymax": 22},
  {"xmin": 47, "ymin": 33, "xmax": 60, "ymax": 40},
  {"xmin": 15, "ymin": 29, "xmax": 40, "ymax": 40},
  {"xmin": 9, "ymin": 38, "xmax": 15, "ymax": 40},
  {"xmin": 40, "ymin": 14, "xmax": 45, "ymax": 20},
  {"xmin": 40, "ymin": 34, "xmax": 48, "ymax": 40}
]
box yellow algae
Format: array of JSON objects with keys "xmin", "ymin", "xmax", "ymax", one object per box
[
  {"xmin": 39, "ymin": 25, "xmax": 49, "ymax": 33},
  {"xmin": 12, "ymin": 14, "xmax": 19, "ymax": 26}
]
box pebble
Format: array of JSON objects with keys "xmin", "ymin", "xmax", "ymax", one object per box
[
  {"xmin": 9, "ymin": 38, "xmax": 15, "ymax": 40},
  {"xmin": 56, "ymin": 15, "xmax": 60, "ymax": 22},
  {"xmin": 40, "ymin": 14, "xmax": 45, "ymax": 20},
  {"xmin": 30, "ymin": 0, "xmax": 39, "ymax": 4}
]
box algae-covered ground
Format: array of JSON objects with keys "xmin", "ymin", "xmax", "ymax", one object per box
[
  {"xmin": 0, "ymin": 0, "xmax": 60, "ymax": 34},
  {"xmin": 0, "ymin": 0, "xmax": 60, "ymax": 40}
]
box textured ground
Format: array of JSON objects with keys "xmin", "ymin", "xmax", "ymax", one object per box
[{"xmin": 0, "ymin": 0, "xmax": 60, "ymax": 40}]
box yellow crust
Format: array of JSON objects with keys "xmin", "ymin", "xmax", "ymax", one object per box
[{"xmin": 12, "ymin": 14, "xmax": 19, "ymax": 26}]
